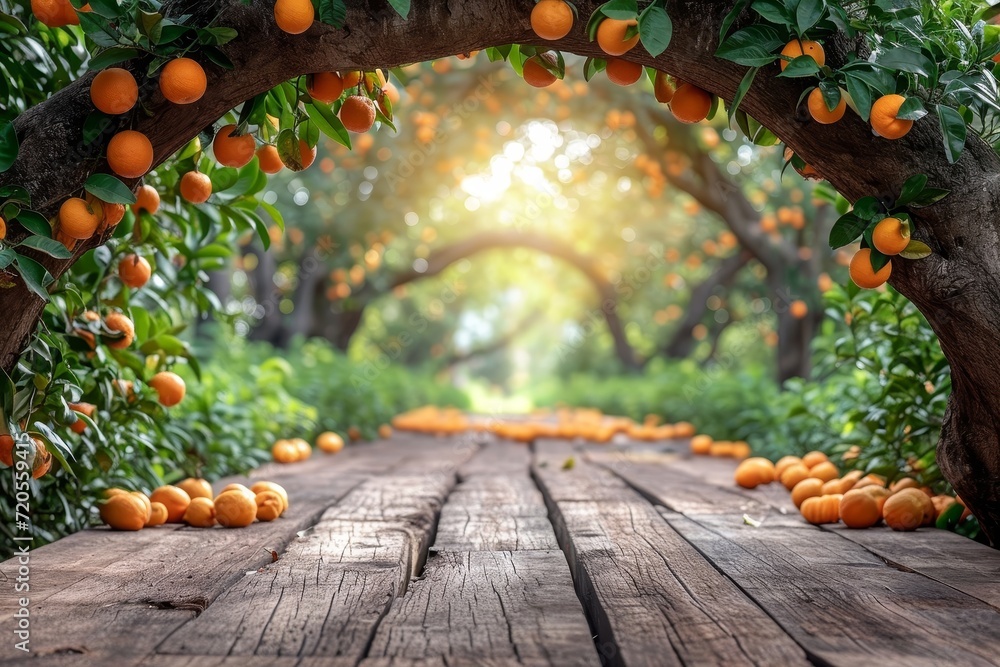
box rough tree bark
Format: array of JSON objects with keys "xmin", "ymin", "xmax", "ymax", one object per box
[{"xmin": 1, "ymin": 0, "xmax": 998, "ymax": 540}]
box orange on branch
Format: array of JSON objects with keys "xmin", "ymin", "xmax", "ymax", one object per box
[
  {"xmin": 849, "ymin": 248, "xmax": 892, "ymax": 289},
  {"xmin": 307, "ymin": 72, "xmax": 344, "ymax": 103},
  {"xmin": 522, "ymin": 53, "xmax": 559, "ymax": 88},
  {"xmin": 340, "ymin": 95, "xmax": 377, "ymax": 133},
  {"xmin": 653, "ymin": 71, "xmax": 675, "ymax": 103},
  {"xmin": 118, "ymin": 254, "xmax": 151, "ymax": 288},
  {"xmin": 670, "ymin": 84, "xmax": 713, "ymax": 124},
  {"xmin": 180, "ymin": 171, "xmax": 213, "ymax": 203},
  {"xmin": 871, "ymin": 217, "xmax": 910, "ymax": 255},
  {"xmin": 132, "ymin": 184, "xmax": 160, "ymax": 215},
  {"xmin": 213, "ymin": 124, "xmax": 256, "ymax": 167},
  {"xmin": 870, "ymin": 94, "xmax": 913, "ymax": 139},
  {"xmin": 159, "ymin": 58, "xmax": 207, "ymax": 105},
  {"xmin": 605, "ymin": 59, "xmax": 642, "ymax": 86},
  {"xmin": 281, "ymin": 139, "xmax": 317, "ymax": 170},
  {"xmin": 256, "ymin": 145, "xmax": 284, "ymax": 174},
  {"xmin": 149, "ymin": 371, "xmax": 186, "ymax": 407},
  {"xmin": 59, "ymin": 197, "xmax": 102, "ymax": 240},
  {"xmin": 107, "ymin": 130, "xmax": 153, "ymax": 179},
  {"xmin": 780, "ymin": 39, "xmax": 825, "ymax": 71},
  {"xmin": 596, "ymin": 17, "xmax": 639, "ymax": 56},
  {"xmin": 90, "ymin": 68, "xmax": 138, "ymax": 115},
  {"xmin": 104, "ymin": 312, "xmax": 134, "ymax": 349},
  {"xmin": 531, "ymin": 0, "xmax": 574, "ymax": 40},
  {"xmin": 274, "ymin": 0, "xmax": 314, "ymax": 34},
  {"xmin": 807, "ymin": 87, "xmax": 846, "ymax": 124}
]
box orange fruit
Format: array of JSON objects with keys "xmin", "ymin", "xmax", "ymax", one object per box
[
  {"xmin": 849, "ymin": 248, "xmax": 892, "ymax": 289},
  {"xmin": 104, "ymin": 312, "xmax": 135, "ymax": 349},
  {"xmin": 59, "ymin": 197, "xmax": 102, "ymax": 240},
  {"xmin": 90, "ymin": 68, "xmax": 138, "ymax": 115},
  {"xmin": 274, "ymin": 0, "xmax": 314, "ymax": 34},
  {"xmin": 256, "ymin": 145, "xmax": 284, "ymax": 174},
  {"xmin": 159, "ymin": 58, "xmax": 207, "ymax": 105},
  {"xmin": 789, "ymin": 300, "xmax": 808, "ymax": 319},
  {"xmin": 871, "ymin": 217, "xmax": 909, "ymax": 255},
  {"xmin": 341, "ymin": 70, "xmax": 362, "ymax": 89},
  {"xmin": 282, "ymin": 139, "xmax": 317, "ymax": 170},
  {"xmin": 808, "ymin": 460, "xmax": 839, "ymax": 482},
  {"xmin": 340, "ymin": 95, "xmax": 377, "ymax": 133},
  {"xmin": 179, "ymin": 171, "xmax": 212, "ymax": 204},
  {"xmin": 889, "ymin": 477, "xmax": 920, "ymax": 492},
  {"xmin": 214, "ymin": 490, "xmax": 257, "ymax": 527},
  {"xmin": 107, "ymin": 130, "xmax": 154, "ymax": 178},
  {"xmin": 605, "ymin": 59, "xmax": 642, "ymax": 86},
  {"xmin": 774, "ymin": 455, "xmax": 802, "ymax": 478},
  {"xmin": 177, "ymin": 477, "xmax": 213, "ymax": 500},
  {"xmin": 378, "ymin": 424, "xmax": 392, "ymax": 439},
  {"xmin": 118, "ymin": 254, "xmax": 151, "ymax": 289},
  {"xmin": 780, "ymin": 463, "xmax": 810, "ymax": 490},
  {"xmin": 690, "ymin": 434, "xmax": 712, "ymax": 455},
  {"xmin": 870, "ymin": 94, "xmax": 913, "ymax": 139},
  {"xmin": 68, "ymin": 402, "xmax": 96, "ymax": 434},
  {"xmin": 255, "ymin": 491, "xmax": 284, "ymax": 521},
  {"xmin": 882, "ymin": 488, "xmax": 932, "ymax": 531},
  {"xmin": 101, "ymin": 202, "xmax": 126, "ymax": 230},
  {"xmin": 29, "ymin": 439, "xmax": 51, "ymax": 478},
  {"xmin": 213, "ymin": 124, "xmax": 256, "ymax": 167},
  {"xmin": 307, "ymin": 72, "xmax": 344, "ymax": 103},
  {"xmin": 522, "ymin": 54, "xmax": 558, "ymax": 88},
  {"xmin": 807, "ymin": 87, "xmax": 846, "ymax": 124},
  {"xmin": 839, "ymin": 488, "xmax": 881, "ymax": 528},
  {"xmin": 734, "ymin": 457, "xmax": 776, "ymax": 489},
  {"xmin": 653, "ymin": 71, "xmax": 675, "ymax": 103},
  {"xmin": 130, "ymin": 491, "xmax": 153, "ymax": 523},
  {"xmin": 347, "ymin": 426, "xmax": 363, "ymax": 442},
  {"xmin": 801, "ymin": 450, "xmax": 828, "ymax": 468},
  {"xmin": 596, "ymin": 17, "xmax": 639, "ymax": 56},
  {"xmin": 146, "ymin": 501, "xmax": 168, "ymax": 527},
  {"xmin": 99, "ymin": 494, "xmax": 147, "ymax": 530},
  {"xmin": 132, "ymin": 184, "xmax": 160, "ymax": 215},
  {"xmin": 670, "ymin": 83, "xmax": 713, "ymax": 124},
  {"xmin": 31, "ymin": 0, "xmax": 77, "ymax": 27},
  {"xmin": 149, "ymin": 371, "xmax": 186, "ymax": 407},
  {"xmin": 219, "ymin": 483, "xmax": 256, "ymax": 499},
  {"xmin": 184, "ymin": 497, "xmax": 216, "ymax": 527},
  {"xmin": 149, "ymin": 485, "xmax": 191, "ymax": 523},
  {"xmin": 531, "ymin": 0, "xmax": 573, "ymax": 40},
  {"xmin": 791, "ymin": 477, "xmax": 824, "ymax": 508},
  {"xmin": 250, "ymin": 481, "xmax": 288, "ymax": 512},
  {"xmin": 272, "ymin": 439, "xmax": 299, "ymax": 463},
  {"xmin": 800, "ymin": 494, "xmax": 842, "ymax": 524},
  {"xmin": 0, "ymin": 215, "xmax": 5, "ymax": 241},
  {"xmin": 780, "ymin": 39, "xmax": 825, "ymax": 71},
  {"xmin": 0, "ymin": 434, "xmax": 14, "ymax": 468},
  {"xmin": 316, "ymin": 431, "xmax": 344, "ymax": 453},
  {"xmin": 293, "ymin": 438, "xmax": 311, "ymax": 460}
]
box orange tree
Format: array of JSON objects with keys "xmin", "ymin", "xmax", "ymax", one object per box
[{"xmin": 2, "ymin": 0, "xmax": 1000, "ymax": 542}]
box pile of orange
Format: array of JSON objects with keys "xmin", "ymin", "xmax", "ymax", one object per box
[
  {"xmin": 272, "ymin": 438, "xmax": 312, "ymax": 463},
  {"xmin": 733, "ymin": 449, "xmax": 970, "ymax": 531},
  {"xmin": 99, "ymin": 479, "xmax": 288, "ymax": 531}
]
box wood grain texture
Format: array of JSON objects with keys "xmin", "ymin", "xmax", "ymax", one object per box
[
  {"xmin": 363, "ymin": 550, "xmax": 599, "ymax": 667},
  {"xmin": 532, "ymin": 443, "xmax": 809, "ymax": 667}
]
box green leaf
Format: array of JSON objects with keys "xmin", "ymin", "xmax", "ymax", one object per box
[
  {"xmin": 716, "ymin": 25, "xmax": 783, "ymax": 67},
  {"xmin": 387, "ymin": 0, "xmax": 410, "ymax": 18},
  {"xmin": 728, "ymin": 66, "xmax": 759, "ymax": 119},
  {"xmin": 202, "ymin": 26, "xmax": 238, "ymax": 45},
  {"xmin": 844, "ymin": 74, "xmax": 872, "ymax": 121},
  {"xmin": 869, "ymin": 248, "xmax": 890, "ymax": 272},
  {"xmin": 86, "ymin": 0, "xmax": 122, "ymax": 19},
  {"xmin": 909, "ymin": 187, "xmax": 950, "ymax": 208},
  {"xmin": 894, "ymin": 174, "xmax": 928, "ymax": 207},
  {"xmin": 896, "ymin": 97, "xmax": 928, "ymax": 121},
  {"xmin": 318, "ymin": 0, "xmax": 347, "ymax": 27},
  {"xmin": 304, "ymin": 102, "xmax": 352, "ymax": 149},
  {"xmin": 0, "ymin": 186, "xmax": 30, "ymax": 206},
  {"xmin": 84, "ymin": 174, "xmax": 136, "ymax": 204},
  {"xmin": 0, "ymin": 12, "xmax": 27, "ymax": 35},
  {"xmin": 720, "ymin": 0, "xmax": 751, "ymax": 40},
  {"xmin": 88, "ymin": 47, "xmax": 140, "ymax": 70},
  {"xmin": 795, "ymin": 0, "xmax": 825, "ymax": 34},
  {"xmin": 0, "ymin": 123, "xmax": 18, "ymax": 173},
  {"xmin": 937, "ymin": 105, "xmax": 967, "ymax": 164},
  {"xmin": 202, "ymin": 47, "xmax": 234, "ymax": 70},
  {"xmin": 777, "ymin": 55, "xmax": 821, "ymax": 78},
  {"xmin": 638, "ymin": 4, "xmax": 672, "ymax": 57},
  {"xmin": 16, "ymin": 211, "xmax": 52, "ymax": 237},
  {"xmin": 17, "ymin": 236, "xmax": 72, "ymax": 259},
  {"xmin": 601, "ymin": 0, "xmax": 639, "ymax": 20},
  {"xmin": 260, "ymin": 200, "xmax": 284, "ymax": 231},
  {"xmin": 751, "ymin": 0, "xmax": 790, "ymax": 26},
  {"xmin": 276, "ymin": 129, "xmax": 307, "ymax": 172},
  {"xmin": 852, "ymin": 195, "xmax": 883, "ymax": 220},
  {"xmin": 829, "ymin": 213, "xmax": 868, "ymax": 248},
  {"xmin": 13, "ymin": 254, "xmax": 53, "ymax": 300},
  {"xmin": 899, "ymin": 240, "xmax": 932, "ymax": 260},
  {"xmin": 877, "ymin": 46, "xmax": 935, "ymax": 78},
  {"xmin": 82, "ymin": 111, "xmax": 114, "ymax": 146},
  {"xmin": 77, "ymin": 12, "xmax": 121, "ymax": 47}
]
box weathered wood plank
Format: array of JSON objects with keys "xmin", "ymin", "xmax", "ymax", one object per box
[
  {"xmin": 532, "ymin": 443, "xmax": 810, "ymax": 667},
  {"xmin": 157, "ymin": 443, "xmax": 477, "ymax": 659},
  {"xmin": 665, "ymin": 511, "xmax": 1000, "ymax": 666},
  {"xmin": 458, "ymin": 439, "xmax": 532, "ymax": 478},
  {"xmin": 362, "ymin": 550, "xmax": 599, "ymax": 667}
]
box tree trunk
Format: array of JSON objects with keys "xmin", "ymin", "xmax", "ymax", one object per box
[
  {"xmin": 246, "ymin": 244, "xmax": 282, "ymax": 345},
  {"xmin": 2, "ymin": 0, "xmax": 999, "ymax": 540},
  {"xmin": 275, "ymin": 249, "xmax": 325, "ymax": 348}
]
